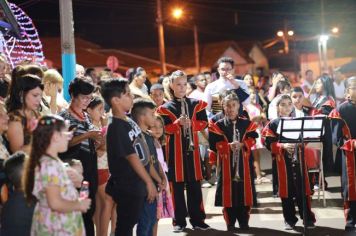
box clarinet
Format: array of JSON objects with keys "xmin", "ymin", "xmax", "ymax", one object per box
[{"xmin": 232, "ymin": 121, "xmax": 241, "ymax": 182}]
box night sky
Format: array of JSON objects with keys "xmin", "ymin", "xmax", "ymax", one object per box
[{"xmin": 8, "ymin": 0, "xmax": 356, "ymax": 55}]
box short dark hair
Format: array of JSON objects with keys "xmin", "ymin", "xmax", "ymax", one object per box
[
  {"xmin": 305, "ymin": 69, "xmax": 313, "ymax": 75},
  {"xmin": 277, "ymin": 80, "xmax": 291, "ymax": 92},
  {"xmin": 100, "ymin": 78, "xmax": 129, "ymax": 108},
  {"xmin": 85, "ymin": 67, "xmax": 95, "ymax": 76},
  {"xmin": 87, "ymin": 96, "xmax": 104, "ymax": 110},
  {"xmin": 68, "ymin": 77, "xmax": 95, "ymax": 98},
  {"xmin": 217, "ymin": 57, "xmax": 234, "ymax": 68},
  {"xmin": 222, "ymin": 91, "xmax": 240, "ymax": 104},
  {"xmin": 4, "ymin": 151, "xmax": 26, "ymax": 189},
  {"xmin": 291, "ymin": 86, "xmax": 304, "ymax": 94},
  {"xmin": 131, "ymin": 98, "xmax": 156, "ymax": 122},
  {"xmin": 150, "ymin": 83, "xmax": 164, "ymax": 93},
  {"xmin": 276, "ymin": 94, "xmax": 292, "ymax": 107}
]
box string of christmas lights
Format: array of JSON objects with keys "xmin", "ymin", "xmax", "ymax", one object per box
[{"xmin": 0, "ymin": 3, "xmax": 45, "ymax": 67}]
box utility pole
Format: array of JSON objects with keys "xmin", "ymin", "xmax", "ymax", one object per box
[
  {"xmin": 156, "ymin": 0, "xmax": 167, "ymax": 75},
  {"xmin": 193, "ymin": 24, "xmax": 200, "ymax": 73},
  {"xmin": 59, "ymin": 0, "xmax": 76, "ymax": 101}
]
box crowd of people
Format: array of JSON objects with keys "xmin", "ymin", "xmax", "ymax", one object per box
[{"xmin": 0, "ymin": 53, "xmax": 355, "ymax": 236}]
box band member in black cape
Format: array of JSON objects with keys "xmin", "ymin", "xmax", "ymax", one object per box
[
  {"xmin": 156, "ymin": 70, "xmax": 210, "ymax": 232},
  {"xmin": 329, "ymin": 77, "xmax": 356, "ymax": 231},
  {"xmin": 262, "ymin": 95, "xmax": 316, "ymax": 230},
  {"xmin": 208, "ymin": 92, "xmax": 258, "ymax": 231}
]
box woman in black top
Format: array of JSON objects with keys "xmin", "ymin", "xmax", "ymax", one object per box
[{"xmin": 59, "ymin": 77, "xmax": 103, "ymax": 236}]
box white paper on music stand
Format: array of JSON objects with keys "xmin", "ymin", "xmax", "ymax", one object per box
[{"xmin": 276, "ymin": 119, "xmax": 323, "ymax": 140}]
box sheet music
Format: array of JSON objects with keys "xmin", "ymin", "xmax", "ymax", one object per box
[{"xmin": 277, "ymin": 118, "xmax": 324, "ymax": 140}]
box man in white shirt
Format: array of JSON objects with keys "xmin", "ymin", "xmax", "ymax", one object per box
[
  {"xmin": 301, "ymin": 69, "xmax": 316, "ymax": 102},
  {"xmin": 204, "ymin": 57, "xmax": 250, "ymax": 117}
]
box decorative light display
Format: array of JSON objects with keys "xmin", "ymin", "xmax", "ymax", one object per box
[{"xmin": 0, "ymin": 3, "xmax": 45, "ymax": 68}]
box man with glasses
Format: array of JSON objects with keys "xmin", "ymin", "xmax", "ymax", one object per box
[{"xmin": 204, "ymin": 57, "xmax": 250, "ymax": 118}]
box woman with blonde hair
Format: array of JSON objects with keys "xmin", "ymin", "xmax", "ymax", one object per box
[{"xmin": 42, "ymin": 69, "xmax": 68, "ymax": 113}]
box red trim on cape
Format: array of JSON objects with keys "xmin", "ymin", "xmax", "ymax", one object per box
[{"xmin": 341, "ymin": 139, "xmax": 356, "ymax": 201}]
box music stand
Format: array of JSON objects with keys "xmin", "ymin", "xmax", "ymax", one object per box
[{"xmin": 278, "ymin": 116, "xmax": 326, "ymax": 235}]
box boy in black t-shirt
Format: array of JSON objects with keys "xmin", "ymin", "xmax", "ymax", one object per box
[
  {"xmin": 100, "ymin": 79, "xmax": 158, "ymax": 236},
  {"xmin": 131, "ymin": 98, "xmax": 167, "ymax": 236}
]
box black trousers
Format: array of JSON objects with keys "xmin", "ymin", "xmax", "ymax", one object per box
[
  {"xmin": 272, "ymin": 158, "xmax": 279, "ymax": 196},
  {"xmin": 171, "ymin": 181, "xmax": 206, "ymax": 227},
  {"xmin": 113, "ymin": 193, "xmax": 145, "ymax": 236},
  {"xmin": 345, "ymin": 201, "xmax": 356, "ymax": 228},
  {"xmin": 281, "ymin": 162, "xmax": 315, "ymax": 225},
  {"xmin": 223, "ymin": 206, "xmax": 250, "ymax": 227}
]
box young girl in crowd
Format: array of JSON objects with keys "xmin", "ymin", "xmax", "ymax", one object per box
[
  {"xmin": 23, "ymin": 115, "xmax": 91, "ymax": 235},
  {"xmin": 311, "ymin": 75, "xmax": 336, "ymax": 187},
  {"xmin": 262, "ymin": 95, "xmax": 316, "ymax": 230},
  {"xmin": 150, "ymin": 115, "xmax": 174, "ymax": 236},
  {"xmin": 86, "ymin": 96, "xmax": 116, "ymax": 236},
  {"xmin": 245, "ymin": 88, "xmax": 270, "ymax": 184}
]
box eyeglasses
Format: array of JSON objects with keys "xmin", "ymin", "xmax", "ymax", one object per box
[
  {"xmin": 79, "ymin": 95, "xmax": 94, "ymax": 102},
  {"xmin": 219, "ymin": 68, "xmax": 233, "ymax": 72}
]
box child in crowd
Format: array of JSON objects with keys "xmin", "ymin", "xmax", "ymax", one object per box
[
  {"xmin": 156, "ymin": 70, "xmax": 210, "ymax": 232},
  {"xmin": 209, "ymin": 92, "xmax": 258, "ymax": 231},
  {"xmin": 23, "ymin": 115, "xmax": 91, "ymax": 235},
  {"xmin": 1, "ymin": 151, "xmax": 34, "ymax": 236},
  {"xmin": 87, "ymin": 96, "xmax": 116, "ymax": 236},
  {"xmin": 150, "ymin": 83, "xmax": 166, "ymax": 107},
  {"xmin": 100, "ymin": 79, "xmax": 157, "ymax": 236},
  {"xmin": 150, "ymin": 115, "xmax": 174, "ymax": 236},
  {"xmin": 267, "ymin": 80, "xmax": 291, "ymax": 120},
  {"xmin": 189, "ymin": 73, "xmax": 207, "ymax": 100},
  {"xmin": 131, "ymin": 99, "xmax": 167, "ymax": 236},
  {"xmin": 245, "ymin": 87, "xmax": 270, "ymax": 185},
  {"xmin": 262, "ymin": 95, "xmax": 316, "ymax": 230}
]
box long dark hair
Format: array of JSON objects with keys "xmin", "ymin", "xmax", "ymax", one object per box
[
  {"xmin": 318, "ymin": 75, "xmax": 335, "ymax": 99},
  {"xmin": 23, "ymin": 115, "xmax": 66, "ymax": 204},
  {"xmin": 126, "ymin": 67, "xmax": 145, "ymax": 84},
  {"xmin": 6, "ymin": 74, "xmax": 43, "ymax": 113}
]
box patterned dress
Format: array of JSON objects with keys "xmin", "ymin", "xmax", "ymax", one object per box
[{"xmin": 31, "ymin": 155, "xmax": 85, "ymax": 236}]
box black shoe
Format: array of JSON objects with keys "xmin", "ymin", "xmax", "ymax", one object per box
[
  {"xmin": 227, "ymin": 226, "xmax": 238, "ymax": 232},
  {"xmin": 284, "ymin": 222, "xmax": 296, "ymax": 230},
  {"xmin": 193, "ymin": 222, "xmax": 211, "ymax": 230},
  {"xmin": 239, "ymin": 224, "xmax": 250, "ymax": 230},
  {"xmin": 345, "ymin": 225, "xmax": 356, "ymax": 232},
  {"xmin": 306, "ymin": 222, "xmax": 316, "ymax": 229},
  {"xmin": 173, "ymin": 225, "xmax": 186, "ymax": 233}
]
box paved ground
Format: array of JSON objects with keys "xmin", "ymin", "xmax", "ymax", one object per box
[{"xmin": 157, "ymin": 149, "xmax": 352, "ymax": 236}]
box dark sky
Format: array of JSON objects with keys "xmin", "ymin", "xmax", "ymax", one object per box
[{"xmin": 9, "ymin": 0, "xmax": 356, "ymax": 55}]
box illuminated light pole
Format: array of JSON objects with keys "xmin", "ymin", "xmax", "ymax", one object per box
[
  {"xmin": 156, "ymin": 0, "xmax": 167, "ymax": 75},
  {"xmin": 172, "ymin": 7, "xmax": 200, "ymax": 73},
  {"xmin": 319, "ymin": 34, "xmax": 329, "ymax": 73}
]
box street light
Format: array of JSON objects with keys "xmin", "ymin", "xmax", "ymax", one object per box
[
  {"xmin": 277, "ymin": 31, "xmax": 284, "ymax": 37},
  {"xmin": 331, "ymin": 27, "xmax": 339, "ymax": 34},
  {"xmin": 287, "ymin": 30, "xmax": 294, "ymax": 36},
  {"xmin": 172, "ymin": 7, "xmax": 183, "ymax": 19},
  {"xmin": 170, "ymin": 7, "xmax": 201, "ymax": 72}
]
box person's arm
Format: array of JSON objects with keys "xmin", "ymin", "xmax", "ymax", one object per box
[
  {"xmin": 7, "ymin": 120, "xmax": 30, "ymax": 154},
  {"xmin": 126, "ymin": 153, "xmax": 158, "ymax": 202},
  {"xmin": 203, "ymin": 85, "xmax": 213, "ymax": 112},
  {"xmin": 46, "ymin": 185, "xmax": 91, "ymax": 213},
  {"xmin": 149, "ymin": 163, "xmax": 162, "ymax": 185},
  {"xmin": 68, "ymin": 130, "xmax": 102, "ymax": 147}
]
